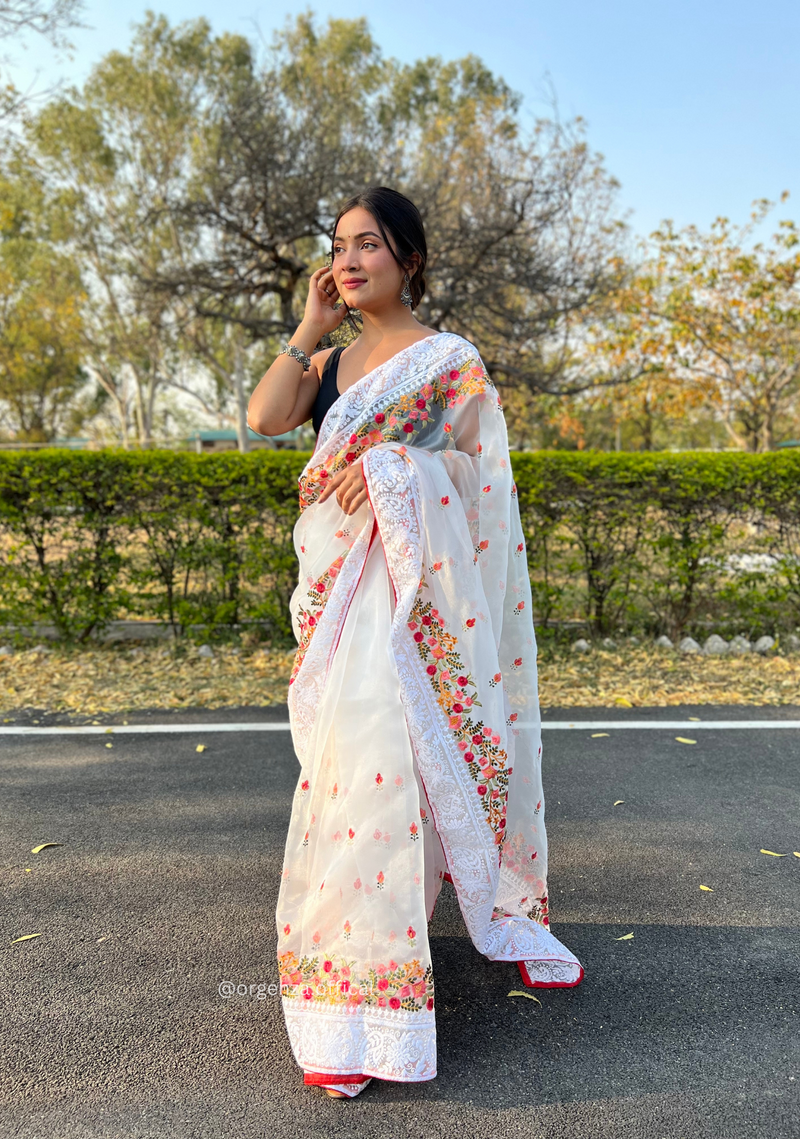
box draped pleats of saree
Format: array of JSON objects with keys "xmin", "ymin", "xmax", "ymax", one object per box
[{"xmin": 276, "ymin": 332, "xmax": 584, "ymax": 1091}]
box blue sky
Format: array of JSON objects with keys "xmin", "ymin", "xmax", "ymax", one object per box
[{"xmin": 7, "ymin": 0, "xmax": 799, "ymax": 243}]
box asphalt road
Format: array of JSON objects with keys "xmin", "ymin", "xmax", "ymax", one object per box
[{"xmin": 2, "ymin": 703, "xmax": 799, "ymax": 1139}]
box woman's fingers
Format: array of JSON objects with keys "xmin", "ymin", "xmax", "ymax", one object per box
[
  {"xmin": 318, "ymin": 470, "xmax": 345, "ymax": 502},
  {"xmin": 316, "ymin": 269, "xmax": 338, "ymax": 299},
  {"xmin": 343, "ymin": 488, "xmax": 368, "ymax": 515},
  {"xmin": 319, "ymin": 463, "xmax": 365, "ymax": 509},
  {"xmin": 336, "ymin": 471, "xmax": 367, "ymax": 513}
]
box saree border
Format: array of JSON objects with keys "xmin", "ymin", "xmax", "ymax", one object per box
[{"xmin": 281, "ymin": 994, "xmax": 437, "ymax": 1083}]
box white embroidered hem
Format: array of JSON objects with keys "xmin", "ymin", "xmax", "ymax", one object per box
[{"xmin": 282, "ymin": 999, "xmax": 437, "ymax": 1083}]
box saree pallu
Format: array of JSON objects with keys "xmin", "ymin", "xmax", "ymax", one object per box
[{"xmin": 276, "ymin": 332, "xmax": 584, "ymax": 1089}]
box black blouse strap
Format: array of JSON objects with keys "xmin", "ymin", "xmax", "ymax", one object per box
[
  {"xmin": 320, "ymin": 345, "xmax": 345, "ymax": 385},
  {"xmin": 311, "ymin": 346, "xmax": 345, "ymax": 435}
]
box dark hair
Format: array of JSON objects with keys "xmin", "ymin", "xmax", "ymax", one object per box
[{"xmin": 331, "ymin": 186, "xmax": 427, "ymax": 309}]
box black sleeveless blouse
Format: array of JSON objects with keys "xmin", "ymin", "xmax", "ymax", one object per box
[{"xmin": 311, "ymin": 346, "xmax": 345, "ymax": 435}]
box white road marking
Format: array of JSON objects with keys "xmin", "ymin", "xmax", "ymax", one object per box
[{"xmin": 1, "ymin": 719, "xmax": 799, "ymax": 736}]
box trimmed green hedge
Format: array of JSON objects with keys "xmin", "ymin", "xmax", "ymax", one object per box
[
  {"xmin": 0, "ymin": 450, "xmax": 305, "ymax": 642},
  {"xmin": 1, "ymin": 449, "xmax": 799, "ymax": 643}
]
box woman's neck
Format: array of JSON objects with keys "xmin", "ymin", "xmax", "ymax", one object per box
[{"xmin": 352, "ymin": 304, "xmax": 425, "ymax": 350}]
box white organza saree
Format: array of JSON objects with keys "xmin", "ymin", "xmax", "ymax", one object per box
[{"xmin": 276, "ymin": 332, "xmax": 583, "ymax": 1096}]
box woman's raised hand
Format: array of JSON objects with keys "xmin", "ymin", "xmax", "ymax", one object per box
[{"xmin": 304, "ymin": 266, "xmax": 348, "ymax": 337}]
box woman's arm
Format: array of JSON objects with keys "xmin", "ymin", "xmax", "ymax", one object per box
[{"xmin": 247, "ymin": 266, "xmax": 347, "ymax": 436}]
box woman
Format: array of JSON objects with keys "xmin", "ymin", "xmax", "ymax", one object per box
[{"xmin": 247, "ymin": 187, "xmax": 584, "ymax": 1100}]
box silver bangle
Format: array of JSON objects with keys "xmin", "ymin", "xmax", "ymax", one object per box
[{"xmin": 279, "ymin": 342, "xmax": 311, "ymax": 370}]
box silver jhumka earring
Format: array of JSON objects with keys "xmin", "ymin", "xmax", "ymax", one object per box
[{"xmin": 400, "ymin": 273, "xmax": 413, "ymax": 307}]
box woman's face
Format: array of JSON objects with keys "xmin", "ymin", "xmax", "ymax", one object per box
[{"xmin": 331, "ymin": 206, "xmax": 407, "ymax": 313}]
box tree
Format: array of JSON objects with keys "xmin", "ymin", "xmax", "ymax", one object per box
[
  {"xmin": 0, "ymin": 157, "xmax": 85, "ymax": 441},
  {"xmin": 26, "ymin": 13, "xmax": 247, "ymax": 444},
  {"xmin": 596, "ymin": 198, "xmax": 800, "ymax": 452},
  {"xmin": 143, "ymin": 13, "xmax": 627, "ymax": 405},
  {"xmin": 0, "ymin": 0, "xmax": 85, "ymax": 122},
  {"xmin": 146, "ymin": 15, "xmax": 388, "ymax": 340},
  {"xmin": 384, "ymin": 61, "xmax": 626, "ymax": 399},
  {"xmin": 0, "ymin": 0, "xmax": 82, "ymax": 43}
]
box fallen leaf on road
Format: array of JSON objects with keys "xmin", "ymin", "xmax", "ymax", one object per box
[
  {"xmin": 613, "ymin": 800, "xmax": 625, "ymax": 806},
  {"xmin": 591, "ymin": 733, "xmax": 609, "ymax": 738},
  {"xmin": 675, "ymin": 737, "xmax": 697, "ymax": 744},
  {"xmin": 31, "ymin": 843, "xmax": 63, "ymax": 853},
  {"xmin": 699, "ymin": 885, "xmax": 713, "ymax": 891},
  {"xmin": 689, "ymin": 717, "xmax": 701, "ymax": 721},
  {"xmin": 760, "ymin": 849, "xmax": 787, "ymax": 857},
  {"xmin": 196, "ymin": 744, "xmax": 206, "ymax": 753},
  {"xmin": 9, "ymin": 933, "xmax": 42, "ymax": 943},
  {"xmin": 508, "ymin": 991, "xmax": 542, "ymax": 1003},
  {"xmin": 615, "ymin": 932, "xmax": 634, "ymax": 940}
]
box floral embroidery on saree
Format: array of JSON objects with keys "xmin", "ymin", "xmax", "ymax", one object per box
[
  {"xmin": 407, "ymin": 587, "xmax": 511, "ymax": 843},
  {"xmin": 289, "ymin": 553, "xmax": 347, "ymax": 685},
  {"xmin": 298, "ymin": 357, "xmax": 492, "ymax": 512},
  {"xmin": 278, "ymin": 949, "xmax": 435, "ymax": 1011}
]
